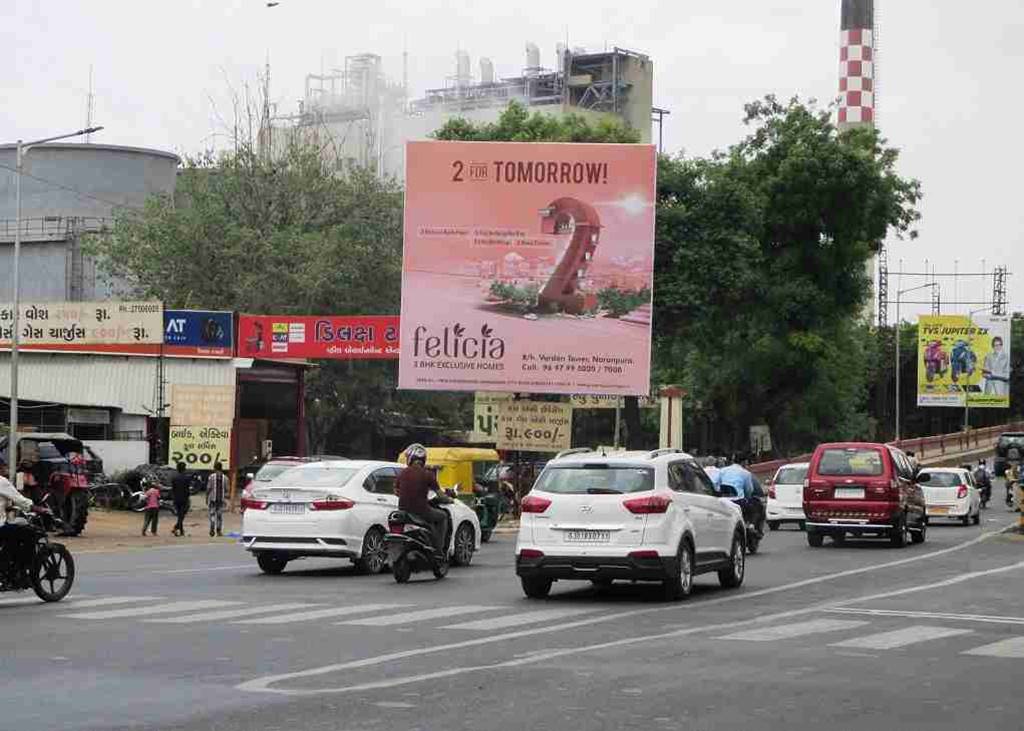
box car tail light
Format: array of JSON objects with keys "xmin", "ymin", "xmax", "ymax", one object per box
[
  {"xmin": 309, "ymin": 498, "xmax": 355, "ymax": 511},
  {"xmin": 767, "ymin": 484, "xmax": 776, "ymax": 499},
  {"xmin": 628, "ymin": 549, "xmax": 660, "ymax": 559},
  {"xmin": 521, "ymin": 495, "xmax": 552, "ymax": 514},
  {"xmin": 623, "ymin": 495, "xmax": 672, "ymax": 514},
  {"xmin": 957, "ymin": 485, "xmax": 969, "ymax": 500},
  {"xmin": 519, "ymin": 548, "xmax": 544, "ymax": 559},
  {"xmin": 240, "ymin": 497, "xmax": 268, "ymax": 511}
]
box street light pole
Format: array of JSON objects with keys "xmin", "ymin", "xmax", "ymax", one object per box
[
  {"xmin": 895, "ymin": 282, "xmax": 937, "ymax": 444},
  {"xmin": 8, "ymin": 127, "xmax": 103, "ymax": 454}
]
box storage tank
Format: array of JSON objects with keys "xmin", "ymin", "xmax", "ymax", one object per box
[
  {"xmin": 525, "ymin": 42, "xmax": 541, "ymax": 70},
  {"xmin": 480, "ymin": 57, "xmax": 495, "ymax": 84}
]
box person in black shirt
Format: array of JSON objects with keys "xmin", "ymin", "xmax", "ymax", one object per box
[
  {"xmin": 397, "ymin": 444, "xmax": 448, "ymax": 555},
  {"xmin": 170, "ymin": 462, "xmax": 192, "ymax": 537}
]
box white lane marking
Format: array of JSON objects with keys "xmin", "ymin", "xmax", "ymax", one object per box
[
  {"xmin": 962, "ymin": 637, "xmax": 1024, "ymax": 658},
  {"xmin": 830, "ymin": 625, "xmax": 973, "ymax": 650},
  {"xmin": 718, "ymin": 618, "xmax": 869, "ymax": 642},
  {"xmin": 66, "ymin": 596, "xmax": 163, "ymax": 608},
  {"xmin": 827, "ymin": 607, "xmax": 1024, "ymax": 626},
  {"xmin": 154, "ymin": 564, "xmax": 255, "ymax": 575},
  {"xmin": 446, "ymin": 608, "xmax": 598, "ymax": 631},
  {"xmin": 236, "ymin": 604, "xmax": 413, "ymax": 625},
  {"xmin": 237, "ymin": 558, "xmax": 1024, "ymax": 696},
  {"xmin": 337, "ymin": 606, "xmax": 499, "ymax": 627},
  {"xmin": 0, "ymin": 595, "xmax": 77, "ymax": 607},
  {"xmin": 145, "ymin": 602, "xmax": 320, "ymax": 624},
  {"xmin": 63, "ymin": 600, "xmax": 240, "ymax": 620}
]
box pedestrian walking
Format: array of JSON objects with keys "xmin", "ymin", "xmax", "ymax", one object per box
[
  {"xmin": 170, "ymin": 462, "xmax": 191, "ymax": 537},
  {"xmin": 141, "ymin": 479, "xmax": 161, "ymax": 536},
  {"xmin": 207, "ymin": 462, "xmax": 228, "ymax": 537}
]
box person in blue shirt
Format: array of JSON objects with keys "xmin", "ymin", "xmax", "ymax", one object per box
[{"xmin": 719, "ymin": 459, "xmax": 754, "ymax": 499}]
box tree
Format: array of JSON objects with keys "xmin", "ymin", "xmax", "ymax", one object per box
[
  {"xmin": 654, "ymin": 96, "xmax": 921, "ymax": 454},
  {"xmin": 434, "ymin": 102, "xmax": 653, "ymax": 446}
]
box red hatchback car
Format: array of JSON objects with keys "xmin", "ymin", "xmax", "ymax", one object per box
[{"xmin": 803, "ymin": 442, "xmax": 926, "ymax": 548}]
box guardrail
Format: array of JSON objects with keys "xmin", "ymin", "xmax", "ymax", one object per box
[{"xmin": 748, "ymin": 421, "xmax": 1024, "ymax": 479}]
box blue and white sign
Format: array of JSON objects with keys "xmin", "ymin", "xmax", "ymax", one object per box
[{"xmin": 163, "ymin": 310, "xmax": 234, "ymax": 358}]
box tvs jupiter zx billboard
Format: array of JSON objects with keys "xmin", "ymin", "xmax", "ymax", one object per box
[
  {"xmin": 918, "ymin": 314, "xmax": 1012, "ymax": 408},
  {"xmin": 398, "ymin": 141, "xmax": 657, "ymax": 396}
]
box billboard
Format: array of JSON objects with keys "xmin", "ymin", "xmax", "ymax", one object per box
[
  {"xmin": 237, "ymin": 315, "xmax": 399, "ymax": 360},
  {"xmin": 917, "ymin": 315, "xmax": 1012, "ymax": 408},
  {"xmin": 496, "ymin": 400, "xmax": 573, "ymax": 452},
  {"xmin": 0, "ymin": 301, "xmax": 162, "ymax": 355},
  {"xmin": 398, "ymin": 141, "xmax": 657, "ymax": 396},
  {"xmin": 170, "ymin": 385, "xmax": 236, "ymax": 427},
  {"xmin": 164, "ymin": 310, "xmax": 234, "ymax": 358},
  {"xmin": 169, "ymin": 425, "xmax": 231, "ymax": 469},
  {"xmin": 467, "ymin": 391, "xmax": 513, "ymax": 443}
]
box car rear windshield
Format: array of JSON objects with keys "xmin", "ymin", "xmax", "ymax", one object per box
[
  {"xmin": 998, "ymin": 435, "xmax": 1024, "ymax": 447},
  {"xmin": 534, "ymin": 464, "xmax": 655, "ymax": 494},
  {"xmin": 775, "ymin": 466, "xmax": 808, "ymax": 484},
  {"xmin": 922, "ymin": 472, "xmax": 962, "ymax": 487},
  {"xmin": 268, "ymin": 466, "xmax": 360, "ymax": 489},
  {"xmin": 817, "ymin": 448, "xmax": 884, "ymax": 477},
  {"xmin": 255, "ymin": 464, "xmax": 299, "ymax": 482}
]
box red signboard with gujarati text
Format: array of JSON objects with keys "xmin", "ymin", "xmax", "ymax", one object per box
[{"xmin": 237, "ymin": 315, "xmax": 399, "ymax": 360}]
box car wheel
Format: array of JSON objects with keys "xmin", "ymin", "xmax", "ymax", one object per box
[
  {"xmin": 355, "ymin": 527, "xmax": 388, "ymax": 575},
  {"xmin": 718, "ymin": 531, "xmax": 745, "ymax": 589},
  {"xmin": 911, "ymin": 518, "xmax": 926, "ymax": 544},
  {"xmin": 256, "ymin": 552, "xmax": 288, "ymax": 575},
  {"xmin": 663, "ymin": 541, "xmax": 694, "ymax": 601},
  {"xmin": 890, "ymin": 516, "xmax": 910, "ymax": 548},
  {"xmin": 521, "ymin": 576, "xmax": 553, "ymax": 599},
  {"xmin": 768, "ymin": 521, "xmax": 780, "ymax": 532},
  {"xmin": 451, "ymin": 523, "xmax": 475, "ymax": 567},
  {"xmin": 806, "ymin": 530, "xmax": 824, "ymax": 548},
  {"xmin": 961, "ymin": 511, "xmax": 971, "ymax": 527},
  {"xmin": 973, "ymin": 509, "xmax": 981, "ymax": 525}
]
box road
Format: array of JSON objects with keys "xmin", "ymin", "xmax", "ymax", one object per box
[{"xmin": 4, "ymin": 493, "xmax": 1023, "ymax": 731}]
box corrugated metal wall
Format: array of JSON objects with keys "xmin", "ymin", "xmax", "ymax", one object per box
[{"xmin": 0, "ymin": 353, "xmax": 236, "ymax": 415}]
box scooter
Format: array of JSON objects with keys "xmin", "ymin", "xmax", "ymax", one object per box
[{"xmin": 385, "ymin": 495, "xmax": 453, "ymax": 583}]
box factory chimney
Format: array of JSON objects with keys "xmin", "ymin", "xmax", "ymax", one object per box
[{"xmin": 838, "ymin": 0, "xmax": 875, "ymax": 127}]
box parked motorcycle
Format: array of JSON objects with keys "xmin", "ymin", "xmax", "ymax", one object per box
[
  {"xmin": 0, "ymin": 507, "xmax": 75, "ymax": 602},
  {"xmin": 385, "ymin": 496, "xmax": 453, "ymax": 583}
]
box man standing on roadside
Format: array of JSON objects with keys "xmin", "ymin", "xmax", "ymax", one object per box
[
  {"xmin": 170, "ymin": 463, "xmax": 191, "ymax": 537},
  {"xmin": 206, "ymin": 462, "xmax": 228, "ymax": 537}
]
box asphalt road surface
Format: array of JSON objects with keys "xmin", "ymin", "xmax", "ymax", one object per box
[{"xmin": 4, "ymin": 490, "xmax": 1023, "ymax": 731}]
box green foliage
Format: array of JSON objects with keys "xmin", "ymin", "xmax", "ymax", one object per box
[
  {"xmin": 433, "ymin": 101, "xmax": 641, "ymax": 143},
  {"xmin": 655, "ymin": 96, "xmax": 921, "ymax": 454},
  {"xmin": 489, "ymin": 281, "xmax": 540, "ymax": 309},
  {"xmin": 597, "ymin": 287, "xmax": 651, "ymax": 318}
]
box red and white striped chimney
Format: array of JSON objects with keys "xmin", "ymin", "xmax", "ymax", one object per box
[{"xmin": 838, "ymin": 0, "xmax": 875, "ymax": 127}]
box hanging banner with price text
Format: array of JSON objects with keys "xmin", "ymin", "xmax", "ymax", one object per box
[
  {"xmin": 168, "ymin": 425, "xmax": 232, "ymax": 469},
  {"xmin": 0, "ymin": 301, "xmax": 163, "ymax": 355},
  {"xmin": 496, "ymin": 400, "xmax": 573, "ymax": 452}
]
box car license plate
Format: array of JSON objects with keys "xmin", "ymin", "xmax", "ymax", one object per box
[
  {"xmin": 834, "ymin": 488, "xmax": 865, "ymax": 499},
  {"xmin": 928, "ymin": 506, "xmax": 950, "ymax": 515},
  {"xmin": 564, "ymin": 529, "xmax": 611, "ymax": 543},
  {"xmin": 270, "ymin": 503, "xmax": 305, "ymax": 514}
]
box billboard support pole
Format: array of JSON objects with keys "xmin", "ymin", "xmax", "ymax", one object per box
[{"xmin": 613, "ymin": 404, "xmax": 621, "ymax": 449}]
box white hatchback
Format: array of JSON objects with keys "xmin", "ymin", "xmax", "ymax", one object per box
[
  {"xmin": 767, "ymin": 462, "xmax": 809, "ymax": 530},
  {"xmin": 918, "ymin": 467, "xmax": 982, "ymax": 526},
  {"xmin": 241, "ymin": 460, "xmax": 481, "ymax": 574},
  {"xmin": 515, "ymin": 448, "xmax": 747, "ymax": 600}
]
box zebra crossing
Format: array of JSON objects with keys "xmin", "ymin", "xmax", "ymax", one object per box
[{"xmin": 6, "ymin": 593, "xmax": 1024, "ymax": 660}]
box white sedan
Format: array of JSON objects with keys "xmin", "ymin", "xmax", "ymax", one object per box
[
  {"xmin": 766, "ymin": 462, "xmax": 809, "ymax": 530},
  {"xmin": 918, "ymin": 467, "xmax": 982, "ymax": 526},
  {"xmin": 241, "ymin": 460, "xmax": 481, "ymax": 574}
]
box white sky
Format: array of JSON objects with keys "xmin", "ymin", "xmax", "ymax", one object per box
[{"xmin": 3, "ymin": 0, "xmax": 1021, "ymax": 315}]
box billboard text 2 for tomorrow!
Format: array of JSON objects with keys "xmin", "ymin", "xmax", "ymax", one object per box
[{"xmin": 398, "ymin": 141, "xmax": 657, "ymax": 397}]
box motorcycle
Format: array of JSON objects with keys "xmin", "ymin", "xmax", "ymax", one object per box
[
  {"xmin": 727, "ymin": 494, "xmax": 766, "ymax": 555},
  {"xmin": 385, "ymin": 495, "xmax": 453, "ymax": 583},
  {"xmin": 128, "ymin": 477, "xmax": 177, "ymax": 514},
  {"xmin": 0, "ymin": 507, "xmax": 76, "ymax": 602}
]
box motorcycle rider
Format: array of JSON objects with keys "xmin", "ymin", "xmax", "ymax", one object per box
[
  {"xmin": 972, "ymin": 459, "xmax": 992, "ymax": 507},
  {"xmin": 397, "ymin": 444, "xmax": 448, "ymax": 556},
  {"xmin": 0, "ymin": 471, "xmax": 42, "ymax": 582},
  {"xmin": 719, "ymin": 456, "xmax": 766, "ymax": 534}
]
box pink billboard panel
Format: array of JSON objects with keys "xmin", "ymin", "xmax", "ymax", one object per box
[{"xmin": 399, "ymin": 141, "xmax": 656, "ymax": 396}]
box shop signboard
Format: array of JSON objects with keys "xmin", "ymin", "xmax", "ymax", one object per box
[
  {"xmin": 496, "ymin": 400, "xmax": 573, "ymax": 452},
  {"xmin": 468, "ymin": 391, "xmax": 513, "ymax": 443},
  {"xmin": 917, "ymin": 314, "xmax": 1012, "ymax": 408},
  {"xmin": 164, "ymin": 310, "xmax": 234, "ymax": 358},
  {"xmin": 237, "ymin": 315, "xmax": 399, "ymax": 360},
  {"xmin": 169, "ymin": 425, "xmax": 231, "ymax": 469},
  {"xmin": 398, "ymin": 141, "xmax": 657, "ymax": 396},
  {"xmin": 0, "ymin": 301, "xmax": 162, "ymax": 355},
  {"xmin": 170, "ymin": 385, "xmax": 235, "ymax": 427}
]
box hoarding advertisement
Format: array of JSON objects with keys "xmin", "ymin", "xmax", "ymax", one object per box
[
  {"xmin": 0, "ymin": 301, "xmax": 162, "ymax": 355},
  {"xmin": 468, "ymin": 391, "xmax": 513, "ymax": 443},
  {"xmin": 917, "ymin": 315, "xmax": 1012, "ymax": 409},
  {"xmin": 164, "ymin": 310, "xmax": 234, "ymax": 358},
  {"xmin": 170, "ymin": 385, "xmax": 236, "ymax": 427},
  {"xmin": 398, "ymin": 141, "xmax": 657, "ymax": 396},
  {"xmin": 169, "ymin": 425, "xmax": 231, "ymax": 469},
  {"xmin": 237, "ymin": 315, "xmax": 399, "ymax": 360},
  {"xmin": 496, "ymin": 400, "xmax": 573, "ymax": 452}
]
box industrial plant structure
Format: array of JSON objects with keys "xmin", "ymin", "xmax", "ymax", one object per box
[{"xmin": 268, "ymin": 44, "xmax": 655, "ymax": 181}]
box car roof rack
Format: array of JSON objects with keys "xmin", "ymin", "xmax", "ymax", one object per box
[
  {"xmin": 554, "ymin": 447, "xmax": 595, "ymax": 460},
  {"xmin": 646, "ymin": 448, "xmax": 684, "ymax": 459}
]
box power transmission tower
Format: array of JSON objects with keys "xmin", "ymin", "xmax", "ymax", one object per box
[
  {"xmin": 877, "ymin": 244, "xmax": 889, "ymax": 327},
  {"xmin": 992, "ymin": 266, "xmax": 1008, "ymax": 316}
]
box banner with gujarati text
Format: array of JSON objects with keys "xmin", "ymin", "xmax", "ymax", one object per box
[
  {"xmin": 237, "ymin": 315, "xmax": 399, "ymax": 360},
  {"xmin": 0, "ymin": 301, "xmax": 162, "ymax": 355}
]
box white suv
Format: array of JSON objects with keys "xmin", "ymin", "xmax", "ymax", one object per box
[{"xmin": 515, "ymin": 448, "xmax": 746, "ymax": 600}]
